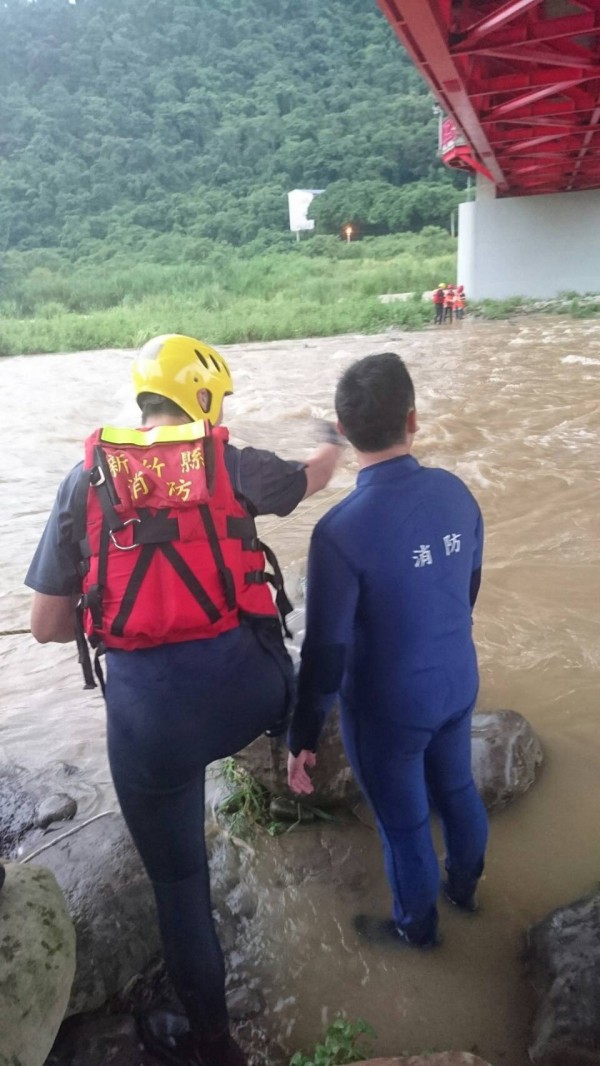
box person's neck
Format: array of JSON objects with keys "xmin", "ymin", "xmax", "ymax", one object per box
[
  {"xmin": 142, "ymin": 415, "xmax": 189, "ymax": 429},
  {"xmin": 356, "ymin": 440, "xmax": 413, "ymax": 470}
]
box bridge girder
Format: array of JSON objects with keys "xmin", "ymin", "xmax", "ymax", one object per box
[{"xmin": 377, "ymin": 0, "xmax": 600, "ymax": 194}]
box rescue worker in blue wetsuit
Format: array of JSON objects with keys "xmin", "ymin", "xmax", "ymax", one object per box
[
  {"xmin": 25, "ymin": 334, "xmax": 344, "ymax": 1066},
  {"xmin": 287, "ymin": 351, "xmax": 488, "ymax": 949}
]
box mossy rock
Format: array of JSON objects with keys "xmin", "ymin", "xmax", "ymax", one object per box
[{"xmin": 0, "ymin": 861, "xmax": 75, "ymax": 1066}]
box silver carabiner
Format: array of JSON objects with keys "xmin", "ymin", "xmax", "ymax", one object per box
[{"xmin": 109, "ymin": 518, "xmax": 141, "ymax": 551}]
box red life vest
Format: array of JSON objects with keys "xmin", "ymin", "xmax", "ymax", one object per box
[{"xmin": 74, "ymin": 421, "xmax": 290, "ymax": 660}]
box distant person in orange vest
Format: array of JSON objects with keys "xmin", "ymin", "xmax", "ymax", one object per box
[
  {"xmin": 454, "ymin": 285, "xmax": 466, "ymax": 321},
  {"xmin": 443, "ymin": 285, "xmax": 455, "ymax": 324},
  {"xmin": 432, "ymin": 283, "xmax": 445, "ymax": 326}
]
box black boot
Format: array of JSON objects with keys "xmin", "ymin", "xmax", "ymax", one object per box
[
  {"xmin": 139, "ymin": 1010, "xmax": 249, "ymax": 1065},
  {"xmin": 353, "ymin": 912, "xmax": 440, "ymax": 950},
  {"xmin": 442, "ymin": 862, "xmax": 483, "ymax": 913},
  {"xmin": 442, "ymin": 879, "xmax": 479, "ymax": 913}
]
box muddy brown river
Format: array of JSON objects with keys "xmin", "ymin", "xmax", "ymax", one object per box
[{"xmin": 1, "ymin": 318, "xmax": 599, "ymax": 1064}]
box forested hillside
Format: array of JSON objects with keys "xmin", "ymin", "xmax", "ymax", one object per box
[{"xmin": 0, "ymin": 0, "xmax": 462, "ymax": 257}]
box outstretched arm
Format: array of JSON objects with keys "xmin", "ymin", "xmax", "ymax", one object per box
[{"xmin": 302, "ymin": 422, "xmax": 346, "ymax": 499}]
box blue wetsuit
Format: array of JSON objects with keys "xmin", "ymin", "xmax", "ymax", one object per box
[
  {"xmin": 26, "ymin": 443, "xmax": 306, "ymax": 1035},
  {"xmin": 289, "ymin": 454, "xmax": 488, "ymax": 942}
]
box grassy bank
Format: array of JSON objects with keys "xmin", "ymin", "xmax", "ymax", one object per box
[
  {"xmin": 3, "ymin": 230, "xmax": 596, "ymax": 357},
  {"xmin": 0, "ymin": 231, "xmax": 455, "ymax": 356},
  {"xmin": 471, "ymin": 293, "xmax": 600, "ymax": 320}
]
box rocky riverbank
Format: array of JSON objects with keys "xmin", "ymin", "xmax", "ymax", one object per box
[{"xmin": 0, "ymin": 695, "xmax": 556, "ymax": 1066}]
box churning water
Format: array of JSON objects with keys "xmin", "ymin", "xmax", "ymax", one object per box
[{"xmin": 1, "ymin": 317, "xmax": 599, "ymax": 1063}]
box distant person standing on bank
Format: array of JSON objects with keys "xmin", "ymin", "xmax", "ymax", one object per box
[
  {"xmin": 432, "ymin": 283, "xmax": 445, "ymax": 325},
  {"xmin": 287, "ymin": 352, "xmax": 488, "ymax": 949},
  {"xmin": 443, "ymin": 284, "xmax": 455, "ymax": 324},
  {"xmin": 454, "ymin": 285, "xmax": 466, "ymax": 321}
]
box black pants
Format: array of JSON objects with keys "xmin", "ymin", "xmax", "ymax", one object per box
[
  {"xmin": 105, "ymin": 623, "xmax": 292, "ymax": 1035},
  {"xmin": 434, "ymin": 303, "xmax": 444, "ymax": 325}
]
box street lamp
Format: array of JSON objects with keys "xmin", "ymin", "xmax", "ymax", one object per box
[{"xmin": 344, "ymin": 224, "xmax": 353, "ymax": 243}]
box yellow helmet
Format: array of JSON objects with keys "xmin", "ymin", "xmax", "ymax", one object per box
[{"xmin": 132, "ymin": 334, "xmax": 233, "ymax": 425}]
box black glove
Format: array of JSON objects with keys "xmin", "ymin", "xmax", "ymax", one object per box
[{"xmin": 315, "ymin": 419, "xmax": 346, "ymax": 447}]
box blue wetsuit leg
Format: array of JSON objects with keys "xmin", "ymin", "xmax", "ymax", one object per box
[
  {"xmin": 341, "ymin": 706, "xmax": 441, "ymax": 942},
  {"xmin": 341, "ymin": 700, "xmax": 487, "ymax": 942},
  {"xmin": 425, "ymin": 704, "xmax": 488, "ymax": 899},
  {"xmin": 105, "ymin": 624, "xmax": 291, "ymax": 1035}
]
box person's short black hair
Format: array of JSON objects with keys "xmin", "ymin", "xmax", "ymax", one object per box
[
  {"xmin": 137, "ymin": 392, "xmax": 189, "ymax": 424},
  {"xmin": 335, "ymin": 352, "xmax": 415, "ymax": 452}
]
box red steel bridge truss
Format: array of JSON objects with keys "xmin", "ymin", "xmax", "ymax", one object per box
[{"xmin": 377, "ymin": 0, "xmax": 600, "ymax": 195}]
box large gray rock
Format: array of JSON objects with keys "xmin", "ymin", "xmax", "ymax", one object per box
[
  {"xmin": 20, "ymin": 808, "xmax": 259, "ymax": 1019},
  {"xmin": 235, "ymin": 708, "xmax": 361, "ymax": 807},
  {"xmin": 45, "ymin": 1014, "xmax": 141, "ymax": 1066},
  {"xmin": 0, "ymin": 765, "xmax": 39, "ymax": 854},
  {"xmin": 236, "ymin": 706, "xmax": 542, "ymax": 811},
  {"xmin": 354, "ymin": 1057, "xmax": 494, "ymax": 1066},
  {"xmin": 35, "ymin": 794, "xmax": 77, "ymax": 830},
  {"xmin": 526, "ymin": 890, "xmax": 600, "ymax": 1064},
  {"xmin": 0, "ymin": 861, "xmax": 76, "ymax": 1066},
  {"xmin": 355, "ymin": 1057, "xmax": 493, "ymax": 1066},
  {"xmin": 471, "ymin": 708, "xmax": 543, "ymax": 811},
  {"xmin": 0, "ymin": 763, "xmax": 78, "ymax": 855},
  {"xmin": 25, "ymin": 812, "xmax": 161, "ymax": 1016}
]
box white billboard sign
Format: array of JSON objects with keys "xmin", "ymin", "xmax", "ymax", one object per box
[{"xmin": 288, "ymin": 188, "xmax": 324, "ymax": 233}]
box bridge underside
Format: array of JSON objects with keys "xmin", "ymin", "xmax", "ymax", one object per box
[
  {"xmin": 377, "ymin": 0, "xmax": 600, "ymax": 197},
  {"xmin": 378, "ymin": 1, "xmax": 600, "ymax": 298}
]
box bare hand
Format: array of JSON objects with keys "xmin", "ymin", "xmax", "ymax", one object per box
[{"xmin": 287, "ymin": 750, "xmax": 317, "ymax": 795}]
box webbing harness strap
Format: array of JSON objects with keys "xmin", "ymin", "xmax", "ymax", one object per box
[
  {"xmin": 199, "ymin": 503, "xmax": 236, "ymax": 611},
  {"xmin": 74, "ymin": 603, "xmax": 106, "ymax": 695},
  {"xmin": 225, "ymin": 516, "xmax": 294, "ymax": 636},
  {"xmin": 110, "ymin": 543, "xmax": 156, "ymax": 637},
  {"xmin": 203, "ymin": 435, "xmax": 216, "ymax": 496},
  {"xmin": 158, "ymin": 543, "xmax": 222, "ymax": 624},
  {"xmin": 74, "ymin": 601, "xmax": 97, "ymax": 690},
  {"xmin": 91, "ymin": 445, "xmax": 124, "ymax": 534},
  {"xmin": 109, "ymin": 540, "xmax": 222, "ymax": 638},
  {"xmin": 245, "ymin": 540, "xmax": 294, "ymax": 638}
]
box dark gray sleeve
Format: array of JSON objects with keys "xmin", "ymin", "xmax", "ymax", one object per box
[
  {"xmin": 24, "ymin": 464, "xmax": 84, "ymax": 596},
  {"xmin": 225, "ymin": 445, "xmax": 307, "ymax": 517}
]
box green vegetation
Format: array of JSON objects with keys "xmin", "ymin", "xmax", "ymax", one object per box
[
  {"xmin": 0, "ymin": 0, "xmax": 469, "ymax": 354},
  {"xmin": 218, "ymin": 758, "xmax": 278, "ymax": 839},
  {"xmin": 0, "ymin": 231, "xmax": 456, "ymax": 356},
  {"xmin": 218, "ymin": 758, "xmax": 338, "ymax": 839},
  {"xmin": 311, "ymin": 179, "xmax": 463, "ymax": 237},
  {"xmin": 470, "ymin": 297, "xmax": 526, "ymax": 320},
  {"xmin": 290, "ymin": 1018, "xmax": 376, "ymax": 1066},
  {"xmin": 0, "ymin": 0, "xmax": 464, "ymax": 258},
  {"xmin": 471, "ymin": 294, "xmax": 600, "ymax": 320}
]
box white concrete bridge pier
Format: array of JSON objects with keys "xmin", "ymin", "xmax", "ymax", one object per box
[{"xmin": 458, "ymin": 175, "xmax": 600, "ymax": 300}]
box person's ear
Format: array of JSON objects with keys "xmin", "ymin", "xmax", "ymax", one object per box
[
  {"xmin": 336, "ymin": 420, "xmax": 347, "ymax": 438},
  {"xmin": 407, "ymin": 408, "xmax": 419, "ymax": 435},
  {"xmin": 197, "ymin": 388, "xmax": 211, "ymax": 414}
]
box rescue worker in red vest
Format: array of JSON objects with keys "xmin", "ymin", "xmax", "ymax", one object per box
[
  {"xmin": 454, "ymin": 285, "xmax": 466, "ymax": 321},
  {"xmin": 432, "ymin": 283, "xmax": 445, "ymax": 326},
  {"xmin": 25, "ymin": 334, "xmax": 344, "ymax": 1066},
  {"xmin": 443, "ymin": 284, "xmax": 455, "ymax": 324}
]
